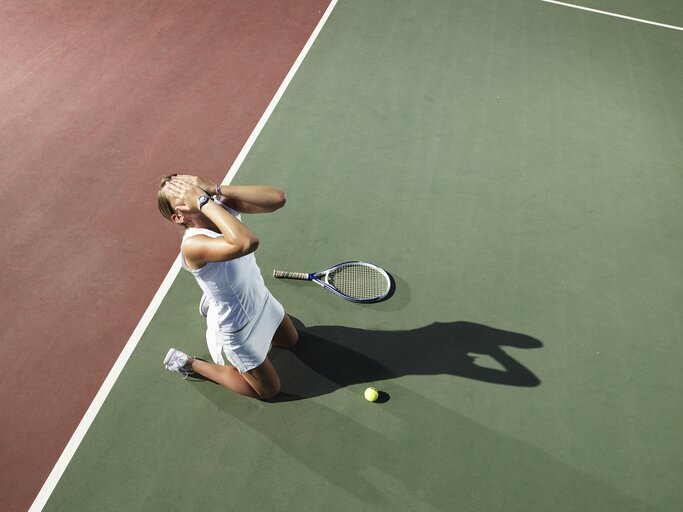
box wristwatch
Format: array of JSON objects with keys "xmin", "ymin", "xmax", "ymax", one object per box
[{"xmin": 197, "ymin": 194, "xmax": 211, "ymax": 210}]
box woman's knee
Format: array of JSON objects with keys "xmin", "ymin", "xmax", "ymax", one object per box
[
  {"xmin": 280, "ymin": 329, "xmax": 299, "ymax": 349},
  {"xmin": 257, "ymin": 380, "xmax": 281, "ymax": 400},
  {"xmin": 250, "ymin": 374, "xmax": 280, "ymax": 400},
  {"xmin": 244, "ymin": 359, "xmax": 281, "ymax": 399}
]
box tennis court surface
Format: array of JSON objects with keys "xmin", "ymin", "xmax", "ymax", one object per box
[{"xmin": 5, "ymin": 1, "xmax": 682, "ymax": 511}]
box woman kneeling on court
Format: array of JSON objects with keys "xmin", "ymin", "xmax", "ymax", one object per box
[{"xmin": 157, "ymin": 174, "xmax": 298, "ymax": 399}]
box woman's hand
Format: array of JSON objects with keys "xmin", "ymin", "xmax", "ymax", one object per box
[
  {"xmin": 171, "ymin": 174, "xmax": 217, "ymax": 196},
  {"xmin": 165, "ymin": 178, "xmax": 206, "ymax": 212}
]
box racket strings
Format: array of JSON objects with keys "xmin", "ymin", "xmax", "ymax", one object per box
[{"xmin": 329, "ymin": 264, "xmax": 389, "ymax": 300}]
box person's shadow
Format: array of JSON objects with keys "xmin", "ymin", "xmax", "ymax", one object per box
[{"xmin": 268, "ymin": 319, "xmax": 542, "ymax": 401}]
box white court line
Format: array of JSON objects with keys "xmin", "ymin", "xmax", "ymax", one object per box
[
  {"xmin": 542, "ymin": 0, "xmax": 683, "ymax": 31},
  {"xmin": 28, "ymin": 1, "xmax": 338, "ymax": 510}
]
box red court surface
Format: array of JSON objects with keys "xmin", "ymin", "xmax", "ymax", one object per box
[{"xmin": 0, "ymin": 2, "xmax": 329, "ymax": 510}]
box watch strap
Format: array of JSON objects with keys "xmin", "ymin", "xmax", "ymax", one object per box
[{"xmin": 197, "ymin": 194, "xmax": 211, "ymax": 210}]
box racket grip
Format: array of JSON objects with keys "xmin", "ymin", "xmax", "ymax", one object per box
[{"xmin": 273, "ymin": 270, "xmax": 309, "ymax": 280}]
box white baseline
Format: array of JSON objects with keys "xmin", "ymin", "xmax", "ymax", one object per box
[
  {"xmin": 542, "ymin": 0, "xmax": 683, "ymax": 31},
  {"xmin": 28, "ymin": 1, "xmax": 339, "ymax": 510}
]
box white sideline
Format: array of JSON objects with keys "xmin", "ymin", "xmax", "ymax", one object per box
[
  {"xmin": 28, "ymin": 1, "xmax": 338, "ymax": 510},
  {"xmin": 542, "ymin": 0, "xmax": 683, "ymax": 31}
]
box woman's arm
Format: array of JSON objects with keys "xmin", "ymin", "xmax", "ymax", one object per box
[
  {"xmin": 218, "ymin": 185, "xmax": 286, "ymax": 213},
  {"xmin": 172, "ymin": 175, "xmax": 286, "ymax": 213},
  {"xmin": 164, "ymin": 179, "xmax": 259, "ymax": 269}
]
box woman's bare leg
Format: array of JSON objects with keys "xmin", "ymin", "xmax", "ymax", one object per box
[
  {"xmin": 271, "ymin": 313, "xmax": 298, "ymax": 349},
  {"xmin": 241, "ymin": 358, "xmax": 281, "ymax": 399},
  {"xmin": 189, "ymin": 357, "xmax": 281, "ymax": 400},
  {"xmin": 188, "ymin": 313, "xmax": 296, "ymax": 399},
  {"xmin": 188, "ymin": 358, "xmax": 259, "ymax": 398}
]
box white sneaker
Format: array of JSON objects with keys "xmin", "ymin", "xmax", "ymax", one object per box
[
  {"xmin": 199, "ymin": 293, "xmax": 211, "ymax": 317},
  {"xmin": 163, "ymin": 348, "xmax": 193, "ymax": 378}
]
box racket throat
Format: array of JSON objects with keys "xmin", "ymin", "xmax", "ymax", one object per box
[{"xmin": 318, "ymin": 271, "xmax": 333, "ymax": 288}]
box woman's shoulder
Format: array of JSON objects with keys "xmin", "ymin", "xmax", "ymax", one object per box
[
  {"xmin": 183, "ymin": 227, "xmax": 222, "ymax": 241},
  {"xmin": 180, "ymin": 228, "xmax": 222, "ymax": 269}
]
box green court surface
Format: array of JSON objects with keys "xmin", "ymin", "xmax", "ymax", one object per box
[{"xmin": 45, "ymin": 1, "xmax": 682, "ymax": 510}]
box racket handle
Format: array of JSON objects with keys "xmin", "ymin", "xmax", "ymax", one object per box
[{"xmin": 273, "ymin": 270, "xmax": 309, "ymax": 280}]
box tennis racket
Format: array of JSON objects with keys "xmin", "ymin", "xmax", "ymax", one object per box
[{"xmin": 273, "ymin": 261, "xmax": 391, "ymax": 303}]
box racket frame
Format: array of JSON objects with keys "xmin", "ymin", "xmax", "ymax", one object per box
[{"xmin": 277, "ymin": 261, "xmax": 391, "ymax": 303}]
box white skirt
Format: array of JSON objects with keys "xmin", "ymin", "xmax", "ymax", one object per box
[{"xmin": 205, "ymin": 293, "xmax": 285, "ymax": 373}]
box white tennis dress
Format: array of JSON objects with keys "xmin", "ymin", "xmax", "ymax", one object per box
[{"xmin": 180, "ymin": 202, "xmax": 284, "ymax": 373}]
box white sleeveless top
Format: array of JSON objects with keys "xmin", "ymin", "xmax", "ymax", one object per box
[{"xmin": 180, "ymin": 203, "xmax": 268, "ymax": 333}]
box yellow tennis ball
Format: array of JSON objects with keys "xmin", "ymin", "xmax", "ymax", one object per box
[{"xmin": 364, "ymin": 387, "xmax": 379, "ymax": 402}]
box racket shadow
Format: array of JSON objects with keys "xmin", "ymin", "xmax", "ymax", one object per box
[{"xmin": 270, "ymin": 319, "xmax": 542, "ymax": 401}]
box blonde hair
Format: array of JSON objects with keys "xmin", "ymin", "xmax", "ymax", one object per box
[{"xmin": 157, "ymin": 174, "xmax": 177, "ymax": 222}]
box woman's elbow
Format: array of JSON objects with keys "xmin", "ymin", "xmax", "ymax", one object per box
[
  {"xmin": 228, "ymin": 236, "xmax": 259, "ymax": 258},
  {"xmin": 245, "ymin": 236, "xmax": 260, "ymax": 254},
  {"xmin": 274, "ymin": 190, "xmax": 287, "ymax": 210}
]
